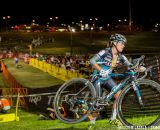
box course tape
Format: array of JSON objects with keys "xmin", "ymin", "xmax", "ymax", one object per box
[{"xmin": 0, "ymin": 92, "xmax": 57, "ymax": 98}]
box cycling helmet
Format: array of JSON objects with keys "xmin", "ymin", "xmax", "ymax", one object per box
[{"xmin": 110, "ymin": 33, "xmax": 127, "ymax": 44}]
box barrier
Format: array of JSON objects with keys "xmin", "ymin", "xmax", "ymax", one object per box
[
  {"xmin": 29, "ymin": 59, "xmax": 87, "ymax": 81},
  {"xmin": 0, "ymin": 113, "xmax": 18, "ymax": 122},
  {"xmin": 0, "ymin": 93, "xmax": 20, "ymax": 123},
  {"xmin": 1, "ymin": 62, "xmax": 28, "ymax": 108},
  {"xmin": 0, "ymin": 88, "xmax": 59, "ymax": 115}
]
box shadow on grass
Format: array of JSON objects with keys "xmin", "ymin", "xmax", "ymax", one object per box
[
  {"xmin": 47, "ymin": 126, "xmax": 119, "ymax": 130},
  {"xmin": 47, "ymin": 127, "xmax": 87, "ymax": 130}
]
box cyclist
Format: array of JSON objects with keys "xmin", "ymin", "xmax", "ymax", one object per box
[
  {"xmin": 89, "ymin": 33, "xmax": 132, "ymax": 126},
  {"xmin": 14, "ymin": 56, "xmax": 19, "ymax": 68}
]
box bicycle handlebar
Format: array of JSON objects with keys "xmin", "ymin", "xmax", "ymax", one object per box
[
  {"xmin": 130, "ymin": 55, "xmax": 145, "ymax": 69},
  {"xmin": 93, "ymin": 55, "xmax": 146, "ymax": 79},
  {"xmin": 92, "ymin": 55, "xmax": 155, "ymax": 81}
]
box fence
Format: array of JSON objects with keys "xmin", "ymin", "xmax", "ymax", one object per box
[
  {"xmin": 1, "ymin": 61, "xmax": 28, "ymax": 108},
  {"xmin": 29, "ymin": 58, "xmax": 88, "ymax": 81}
]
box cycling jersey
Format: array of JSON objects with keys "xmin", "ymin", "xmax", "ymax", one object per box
[
  {"xmin": 89, "ymin": 48, "xmax": 132, "ymax": 94},
  {"xmin": 90, "ymin": 48, "xmax": 131, "ymax": 68}
]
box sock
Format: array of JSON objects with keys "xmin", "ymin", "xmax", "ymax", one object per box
[
  {"xmin": 110, "ymin": 108, "xmax": 117, "ymax": 120},
  {"xmin": 90, "ymin": 117, "xmax": 96, "ymax": 125}
]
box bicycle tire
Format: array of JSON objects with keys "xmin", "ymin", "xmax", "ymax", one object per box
[
  {"xmin": 117, "ymin": 79, "xmax": 160, "ymax": 129},
  {"xmin": 54, "ymin": 78, "xmax": 96, "ymax": 124}
]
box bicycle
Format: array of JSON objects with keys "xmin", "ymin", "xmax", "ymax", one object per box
[{"xmin": 54, "ymin": 55, "xmax": 160, "ymax": 129}]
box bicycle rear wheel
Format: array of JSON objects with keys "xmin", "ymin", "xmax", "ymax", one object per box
[
  {"xmin": 54, "ymin": 78, "xmax": 96, "ymax": 124},
  {"xmin": 117, "ymin": 79, "xmax": 160, "ymax": 129}
]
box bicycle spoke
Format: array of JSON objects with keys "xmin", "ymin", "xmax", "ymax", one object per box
[
  {"xmin": 118, "ymin": 79, "xmax": 160, "ymax": 128},
  {"xmin": 54, "ymin": 78, "xmax": 96, "ymax": 124}
]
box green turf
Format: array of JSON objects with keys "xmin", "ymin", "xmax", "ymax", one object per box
[
  {"xmin": 2, "ymin": 59, "xmax": 64, "ymax": 88},
  {"xmin": 0, "ymin": 108, "xmax": 159, "ymax": 130},
  {"xmin": 0, "ymin": 31, "xmax": 160, "ymax": 55},
  {"xmin": 0, "ymin": 108, "xmax": 121, "ymax": 130}
]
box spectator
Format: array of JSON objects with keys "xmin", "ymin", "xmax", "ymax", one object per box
[
  {"xmin": 39, "ymin": 107, "xmax": 56, "ymax": 120},
  {"xmin": 39, "ymin": 105, "xmax": 66, "ymax": 120},
  {"xmin": 0, "ymin": 98, "xmax": 11, "ymax": 113}
]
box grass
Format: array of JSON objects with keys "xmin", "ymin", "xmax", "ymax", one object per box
[
  {"xmin": 2, "ymin": 59, "xmax": 64, "ymax": 88},
  {"xmin": 32, "ymin": 47, "xmax": 90, "ymax": 55},
  {"xmin": 0, "ymin": 108, "xmax": 119, "ymax": 130},
  {"xmin": 0, "ymin": 108, "xmax": 159, "ymax": 130},
  {"xmin": 125, "ymin": 115, "xmax": 159, "ymax": 126},
  {"xmin": 0, "ymin": 31, "xmax": 160, "ymax": 55}
]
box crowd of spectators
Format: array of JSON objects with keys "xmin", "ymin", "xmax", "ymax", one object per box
[
  {"xmin": 0, "ymin": 49, "xmax": 92, "ymax": 76},
  {"xmin": 31, "ymin": 53, "xmax": 92, "ymax": 76}
]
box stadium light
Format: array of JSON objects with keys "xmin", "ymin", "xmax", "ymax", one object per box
[
  {"xmin": 49, "ymin": 16, "xmax": 59, "ymax": 27},
  {"xmin": 129, "ymin": 0, "xmax": 132, "ymax": 31},
  {"xmin": 3, "ymin": 16, "xmax": 11, "ymax": 32},
  {"xmin": 68, "ymin": 26, "xmax": 75, "ymax": 55}
]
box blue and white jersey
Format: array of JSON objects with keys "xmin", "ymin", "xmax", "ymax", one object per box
[{"xmin": 90, "ymin": 48, "xmax": 131, "ymax": 68}]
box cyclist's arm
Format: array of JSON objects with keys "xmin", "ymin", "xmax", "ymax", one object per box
[
  {"xmin": 92, "ymin": 63, "xmax": 102, "ymax": 72},
  {"xmin": 90, "ymin": 49, "xmax": 112, "ymax": 72},
  {"xmin": 90, "ymin": 54, "xmax": 102, "ymax": 72}
]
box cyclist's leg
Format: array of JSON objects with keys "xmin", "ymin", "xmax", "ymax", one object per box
[
  {"xmin": 86, "ymin": 79, "xmax": 102, "ymax": 127},
  {"xmin": 103, "ymin": 78, "xmax": 121, "ymax": 121},
  {"xmin": 93, "ymin": 80, "xmax": 102, "ymax": 97},
  {"xmin": 111, "ymin": 90, "xmax": 121, "ymax": 120},
  {"xmin": 87, "ymin": 111, "xmax": 99, "ymax": 129},
  {"xmin": 103, "ymin": 78, "xmax": 123, "ymax": 126}
]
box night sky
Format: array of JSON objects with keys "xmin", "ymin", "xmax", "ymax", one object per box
[{"xmin": 0, "ymin": 0, "xmax": 159, "ymax": 28}]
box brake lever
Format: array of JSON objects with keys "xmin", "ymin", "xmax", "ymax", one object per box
[
  {"xmin": 138, "ymin": 65, "xmax": 153, "ymax": 80},
  {"xmin": 130, "ymin": 55, "xmax": 145, "ymax": 70}
]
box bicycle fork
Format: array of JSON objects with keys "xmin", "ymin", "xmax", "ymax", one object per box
[{"xmin": 132, "ymin": 81, "xmax": 144, "ymax": 107}]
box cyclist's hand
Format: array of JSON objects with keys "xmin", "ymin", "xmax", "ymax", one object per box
[
  {"xmin": 100, "ymin": 69, "xmax": 111, "ymax": 77},
  {"xmin": 138, "ymin": 66, "xmax": 146, "ymax": 72},
  {"xmin": 134, "ymin": 66, "xmax": 146, "ymax": 73}
]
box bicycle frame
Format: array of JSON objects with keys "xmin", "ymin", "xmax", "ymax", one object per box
[{"xmin": 91, "ymin": 70, "xmax": 143, "ymax": 106}]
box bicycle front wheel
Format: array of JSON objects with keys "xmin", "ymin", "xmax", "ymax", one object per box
[
  {"xmin": 117, "ymin": 79, "xmax": 160, "ymax": 129},
  {"xmin": 54, "ymin": 78, "xmax": 96, "ymax": 124}
]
